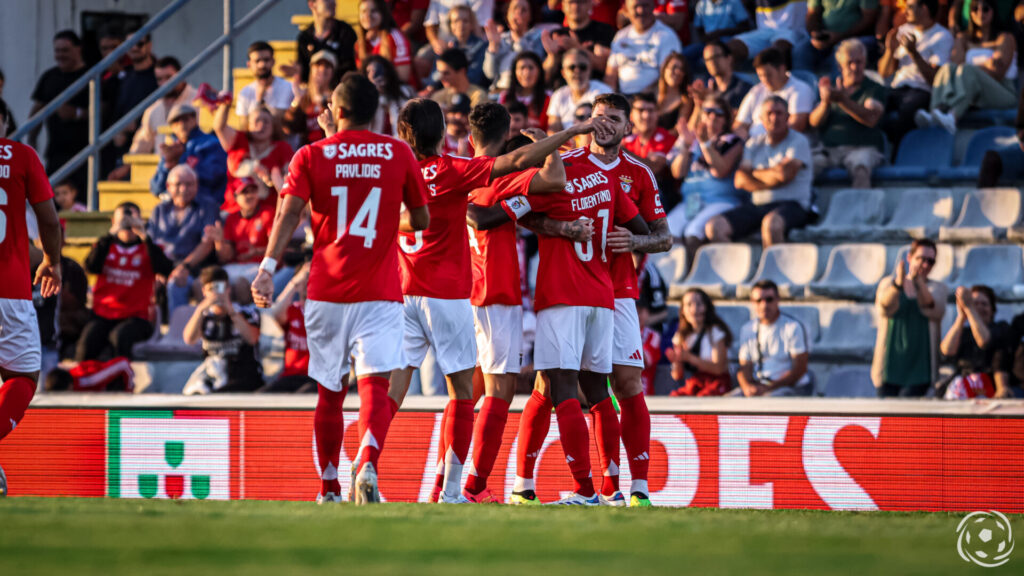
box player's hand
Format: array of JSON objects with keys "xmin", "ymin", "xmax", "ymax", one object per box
[
  {"xmin": 318, "ymin": 105, "xmax": 337, "ymax": 137},
  {"xmin": 895, "ymin": 258, "xmax": 906, "ymax": 289},
  {"xmin": 561, "ymin": 217, "xmax": 594, "ymax": 242},
  {"xmin": 34, "ymin": 259, "xmax": 62, "ymax": 299},
  {"xmin": 606, "ymin": 226, "xmax": 635, "ymax": 253},
  {"xmin": 251, "ymin": 269, "xmax": 274, "ymax": 308}
]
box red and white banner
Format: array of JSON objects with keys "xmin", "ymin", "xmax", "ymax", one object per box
[{"xmin": 1, "ymin": 408, "xmax": 1021, "ymax": 511}]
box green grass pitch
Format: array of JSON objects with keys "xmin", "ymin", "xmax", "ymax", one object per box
[{"xmin": 0, "ymin": 498, "xmax": 1015, "ymax": 575}]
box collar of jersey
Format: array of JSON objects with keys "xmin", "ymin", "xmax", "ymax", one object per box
[{"xmin": 586, "ymin": 152, "xmax": 620, "ymax": 171}]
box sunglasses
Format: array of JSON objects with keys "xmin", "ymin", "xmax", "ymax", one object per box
[
  {"xmin": 703, "ymin": 107, "xmax": 725, "ymax": 116},
  {"xmin": 564, "ymin": 64, "xmax": 589, "ymax": 72}
]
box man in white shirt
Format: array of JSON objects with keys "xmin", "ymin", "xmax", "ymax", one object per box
[
  {"xmin": 424, "ymin": 0, "xmax": 493, "ymax": 52},
  {"xmin": 734, "ymin": 47, "xmax": 815, "ymax": 138},
  {"xmin": 235, "ymin": 41, "xmax": 293, "ymax": 118},
  {"xmin": 547, "ymin": 48, "xmax": 613, "ymax": 131},
  {"xmin": 735, "ymin": 280, "xmax": 811, "ymax": 396},
  {"xmin": 877, "ymin": 0, "xmax": 952, "ymax": 143},
  {"xmin": 606, "ymin": 0, "xmax": 682, "ymax": 94}
]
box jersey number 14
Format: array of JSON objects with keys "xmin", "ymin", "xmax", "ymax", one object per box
[{"xmin": 332, "ymin": 185, "xmax": 380, "ymax": 248}]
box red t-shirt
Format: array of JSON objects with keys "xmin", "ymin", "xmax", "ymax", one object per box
[
  {"xmin": 223, "ymin": 205, "xmax": 276, "ymax": 264},
  {"xmin": 366, "ymin": 29, "xmax": 413, "ymax": 67},
  {"xmin": 224, "ymin": 132, "xmax": 294, "ymax": 212},
  {"xmin": 499, "ymin": 92, "xmax": 552, "ymax": 132},
  {"xmin": 468, "ymin": 168, "xmax": 538, "ymax": 307},
  {"xmin": 528, "ymin": 148, "xmax": 639, "ymax": 311},
  {"xmin": 93, "ymin": 242, "xmax": 155, "ymax": 320},
  {"xmin": 399, "ymin": 154, "xmax": 496, "ymax": 299},
  {"xmin": 590, "ymin": 0, "xmax": 624, "ymax": 27},
  {"xmin": 282, "ymin": 301, "xmax": 309, "ymax": 377},
  {"xmin": 623, "ymin": 128, "xmax": 675, "ymax": 160},
  {"xmin": 0, "ymin": 139, "xmax": 54, "ymax": 300},
  {"xmin": 655, "ymin": 0, "xmax": 690, "ymax": 43},
  {"xmin": 282, "ymin": 130, "xmax": 428, "ymax": 304},
  {"xmin": 388, "ymin": 0, "xmax": 430, "ymax": 41}
]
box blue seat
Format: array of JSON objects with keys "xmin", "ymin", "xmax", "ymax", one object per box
[
  {"xmin": 937, "ymin": 126, "xmax": 1017, "ymax": 181},
  {"xmin": 874, "ymin": 127, "xmax": 954, "ymax": 181},
  {"xmin": 961, "ymin": 108, "xmax": 1017, "ymax": 127}
]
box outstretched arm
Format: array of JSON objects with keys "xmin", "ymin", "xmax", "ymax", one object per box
[
  {"xmin": 251, "ymin": 194, "xmax": 306, "ymax": 307},
  {"xmin": 491, "ymin": 117, "xmax": 613, "ymax": 179}
]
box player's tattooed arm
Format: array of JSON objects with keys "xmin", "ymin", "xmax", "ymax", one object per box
[
  {"xmin": 607, "ymin": 217, "xmax": 670, "ymax": 254},
  {"xmin": 490, "ymin": 116, "xmax": 615, "ymax": 179},
  {"xmin": 519, "ymin": 214, "xmax": 594, "ymax": 242}
]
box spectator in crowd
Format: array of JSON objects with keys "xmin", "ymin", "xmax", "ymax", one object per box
[
  {"xmin": 431, "ymin": 48, "xmax": 489, "ymax": 109},
  {"xmin": 129, "ymin": 57, "xmax": 197, "ymax": 155},
  {"xmin": 977, "ymin": 87, "xmax": 1024, "ymax": 187},
  {"xmin": 872, "ymin": 239, "xmax": 948, "ymax": 398},
  {"xmin": 97, "ymin": 27, "xmax": 126, "ymax": 176},
  {"xmin": 878, "ymin": 0, "xmax": 953, "ymax": 144},
  {"xmin": 541, "ymin": 0, "xmax": 617, "ymax": 83},
  {"xmin": 734, "ymin": 47, "xmax": 815, "ymax": 138},
  {"xmin": 54, "ymin": 180, "xmax": 87, "ymax": 212},
  {"xmin": 150, "ymin": 104, "xmax": 228, "ymax": 205},
  {"xmin": 1006, "ymin": 308, "xmax": 1024, "ymax": 396},
  {"xmin": 424, "ymin": 0, "xmax": 495, "ymax": 55},
  {"xmin": 656, "ymin": 52, "xmax": 694, "ymax": 130},
  {"xmin": 667, "ymin": 94, "xmax": 745, "ymax": 256},
  {"xmin": 147, "ymin": 165, "xmax": 221, "ymax": 313},
  {"xmin": 636, "ymin": 252, "xmax": 670, "ymax": 394},
  {"xmin": 182, "ymin": 266, "xmax": 263, "ymax": 394},
  {"xmin": 77, "ymin": 202, "xmax": 174, "ymax": 362},
  {"xmin": 388, "ymin": 0, "xmax": 429, "ymax": 42},
  {"xmin": 708, "ymin": 96, "xmax": 814, "ymax": 248},
  {"xmin": 261, "ymin": 264, "xmax": 315, "ymax": 393},
  {"xmin": 506, "ymin": 99, "xmax": 531, "ymax": 135},
  {"xmin": 727, "ymin": 0, "xmax": 810, "ymax": 64},
  {"xmin": 794, "ymin": 0, "xmax": 881, "ymax": 70},
  {"xmin": 442, "ymin": 5, "xmax": 489, "ymax": 87},
  {"xmin": 442, "ymin": 93, "xmax": 475, "ymax": 155},
  {"xmin": 876, "ymin": 0, "xmax": 949, "ymax": 39},
  {"xmin": 623, "ymin": 93, "xmax": 674, "ymax": 180},
  {"xmin": 236, "ymin": 42, "xmax": 294, "ymax": 117},
  {"xmin": 113, "ymin": 32, "xmax": 157, "ymax": 122},
  {"xmin": 607, "ymin": 0, "xmax": 683, "ymax": 94},
  {"xmin": 499, "ymin": 52, "xmax": 551, "ymax": 130},
  {"xmin": 212, "ymin": 178, "xmax": 276, "ymax": 286},
  {"xmin": 914, "ymin": 0, "xmax": 1017, "ymax": 134},
  {"xmin": 665, "ymin": 288, "xmax": 733, "ymax": 396},
  {"xmin": 735, "ymin": 280, "xmax": 811, "ymax": 396},
  {"xmin": 685, "ymin": 0, "xmax": 752, "ymax": 73},
  {"xmin": 355, "ymin": 0, "xmax": 414, "ymax": 84},
  {"xmin": 292, "ymin": 0, "xmax": 357, "ymax": 83},
  {"xmin": 948, "ymin": 0, "xmax": 1016, "ymax": 31},
  {"xmin": 550, "ymin": 0, "xmax": 624, "ymax": 27},
  {"xmin": 29, "ymin": 30, "xmax": 89, "ymax": 190},
  {"xmin": 810, "ymin": 38, "xmax": 887, "ymax": 188},
  {"xmin": 484, "ymin": 0, "xmax": 549, "ymax": 91},
  {"xmin": 214, "ymin": 98, "xmax": 292, "ymax": 212},
  {"xmin": 689, "ymin": 41, "xmax": 754, "ymax": 113},
  {"xmin": 0, "ymin": 70, "xmax": 14, "ymax": 134},
  {"xmin": 31, "ymin": 225, "xmax": 90, "ymax": 366},
  {"xmin": 364, "ymin": 55, "xmax": 416, "ymax": 136},
  {"xmin": 547, "ymin": 48, "xmax": 613, "ymax": 131},
  {"xmin": 650, "ymin": 0, "xmax": 691, "ymax": 40},
  {"xmin": 284, "ymin": 50, "xmax": 336, "ymax": 146},
  {"xmin": 941, "ymin": 285, "xmax": 1013, "ymax": 398}
]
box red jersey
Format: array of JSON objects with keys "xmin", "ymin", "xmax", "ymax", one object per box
[
  {"xmin": 590, "ymin": 0, "xmax": 623, "ymax": 27},
  {"xmin": 0, "ymin": 139, "xmax": 54, "ymax": 300},
  {"xmin": 528, "ymin": 148, "xmax": 640, "ymax": 311},
  {"xmin": 388, "ymin": 0, "xmax": 430, "ymax": 41},
  {"xmin": 93, "ymin": 242, "xmax": 155, "ymax": 321},
  {"xmin": 366, "ymin": 29, "xmax": 412, "ymax": 67},
  {"xmin": 468, "ymin": 169, "xmax": 538, "ymax": 307},
  {"xmin": 282, "ymin": 302, "xmax": 309, "ymax": 377},
  {"xmin": 655, "ymin": 0, "xmax": 691, "ymax": 43},
  {"xmin": 224, "ymin": 132, "xmax": 293, "ymax": 212},
  {"xmin": 282, "ymin": 130, "xmax": 428, "ymax": 303},
  {"xmin": 223, "ymin": 205, "xmax": 275, "ymax": 264},
  {"xmin": 399, "ymin": 154, "xmax": 495, "ymax": 299},
  {"xmin": 623, "ymin": 128, "xmax": 675, "ymax": 160}
]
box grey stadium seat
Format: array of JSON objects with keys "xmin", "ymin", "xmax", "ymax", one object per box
[
  {"xmin": 878, "ymin": 188, "xmax": 956, "ymax": 240},
  {"xmin": 823, "ymin": 366, "xmax": 876, "ymax": 398},
  {"xmin": 952, "ymin": 244, "xmax": 1024, "ymax": 300},
  {"xmin": 736, "ymin": 243, "xmax": 820, "ymax": 299},
  {"xmin": 806, "ymin": 244, "xmax": 888, "ymax": 301},
  {"xmin": 677, "ymin": 243, "xmax": 754, "ymax": 298},
  {"xmin": 815, "ymin": 305, "xmax": 877, "ymax": 361},
  {"xmin": 892, "ymin": 242, "xmax": 955, "ymax": 285},
  {"xmin": 939, "ymin": 188, "xmax": 1022, "ymax": 242},
  {"xmin": 714, "ymin": 304, "xmax": 751, "ymax": 355},
  {"xmin": 791, "ymin": 188, "xmax": 887, "ymax": 242},
  {"xmin": 779, "ymin": 305, "xmax": 820, "ymax": 346},
  {"xmin": 132, "ymin": 305, "xmax": 202, "ymax": 360},
  {"xmin": 651, "ymin": 244, "xmax": 688, "ymax": 285}
]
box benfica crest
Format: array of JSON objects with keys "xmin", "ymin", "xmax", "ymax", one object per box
[
  {"xmin": 620, "ymin": 175, "xmax": 633, "ymax": 194},
  {"xmin": 323, "ymin": 144, "xmax": 337, "ymax": 159}
]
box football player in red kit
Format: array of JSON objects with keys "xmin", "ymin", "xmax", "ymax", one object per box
[
  {"xmin": 252, "ymin": 73, "xmax": 430, "ymax": 505},
  {"xmin": 0, "ymin": 97, "xmax": 63, "ymax": 497}
]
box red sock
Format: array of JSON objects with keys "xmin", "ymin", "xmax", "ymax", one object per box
[
  {"xmin": 357, "ymin": 376, "xmax": 392, "ymax": 472},
  {"xmin": 431, "ymin": 402, "xmax": 452, "ymax": 501},
  {"xmin": 619, "ymin": 393, "xmax": 651, "ymax": 491},
  {"xmin": 589, "ymin": 397, "xmax": 621, "ymax": 496},
  {"xmin": 440, "ymin": 399, "xmax": 474, "ymax": 497},
  {"xmin": 516, "ymin": 390, "xmax": 552, "ymax": 483},
  {"xmin": 555, "ymin": 399, "xmax": 595, "ymax": 498},
  {"xmin": 465, "ymin": 396, "xmax": 509, "ymax": 495},
  {"xmin": 313, "ymin": 384, "xmax": 346, "ymax": 495},
  {"xmin": 0, "ymin": 377, "xmax": 36, "ymax": 442}
]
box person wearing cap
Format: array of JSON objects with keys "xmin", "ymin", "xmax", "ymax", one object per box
[
  {"xmin": 430, "ymin": 48, "xmax": 488, "ymax": 110},
  {"xmin": 150, "ymin": 103, "xmax": 228, "ymax": 206},
  {"xmin": 283, "ymin": 50, "xmax": 336, "ymax": 146},
  {"xmin": 209, "ymin": 177, "xmax": 277, "ymax": 297}
]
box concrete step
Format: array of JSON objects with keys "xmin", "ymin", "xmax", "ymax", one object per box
[
  {"xmin": 97, "ymin": 181, "xmax": 159, "ymax": 215},
  {"xmin": 61, "ymin": 210, "xmax": 114, "ymax": 238},
  {"xmin": 125, "ymin": 154, "xmax": 160, "ymax": 187}
]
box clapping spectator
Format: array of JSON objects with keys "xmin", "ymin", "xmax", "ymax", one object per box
[
  {"xmin": 236, "ymin": 42, "xmax": 294, "ymax": 117},
  {"xmin": 364, "ymin": 56, "xmax": 416, "ymax": 136},
  {"xmin": 872, "ymin": 239, "xmax": 948, "ymax": 398},
  {"xmin": 54, "ymin": 180, "xmax": 87, "ymax": 213},
  {"xmin": 283, "ymin": 50, "xmax": 336, "ymax": 146},
  {"xmin": 499, "ymin": 52, "xmax": 551, "ymax": 130},
  {"xmin": 914, "ymin": 0, "xmax": 1017, "ymax": 134},
  {"xmin": 292, "ymin": 0, "xmax": 357, "ymax": 83},
  {"xmin": 735, "ymin": 280, "xmax": 812, "ymax": 396},
  {"xmin": 655, "ymin": 52, "xmax": 694, "ymax": 130},
  {"xmin": 685, "ymin": 0, "xmax": 752, "ymax": 73},
  {"xmin": 665, "ymin": 288, "xmax": 733, "ymax": 396},
  {"xmin": 356, "ymin": 0, "xmax": 415, "ymax": 84},
  {"xmin": 260, "ymin": 264, "xmax": 315, "ymax": 393},
  {"xmin": 727, "ymin": 0, "xmax": 810, "ymax": 64},
  {"xmin": 182, "ymin": 266, "xmax": 263, "ymax": 394},
  {"xmin": 607, "ymin": 0, "xmax": 683, "ymax": 94},
  {"xmin": 794, "ymin": 0, "xmax": 881, "ymax": 70},
  {"xmin": 940, "ymin": 285, "xmax": 1013, "ymax": 399},
  {"xmin": 214, "ymin": 98, "xmax": 293, "ymax": 212},
  {"xmin": 484, "ymin": 0, "xmax": 549, "ymax": 91},
  {"xmin": 129, "ymin": 57, "xmax": 197, "ymax": 155},
  {"xmin": 541, "ymin": 0, "xmax": 616, "ymax": 83},
  {"xmin": 810, "ymin": 39, "xmax": 887, "ymax": 188},
  {"xmin": 150, "ymin": 104, "xmax": 228, "ymax": 205},
  {"xmin": 547, "ymin": 48, "xmax": 613, "ymax": 131},
  {"xmin": 734, "ymin": 47, "xmax": 815, "ymax": 138},
  {"xmin": 430, "ymin": 48, "xmax": 489, "ymax": 109},
  {"xmin": 689, "ymin": 41, "xmax": 754, "ymax": 113},
  {"xmin": 76, "ymin": 203, "xmax": 174, "ymax": 362}
]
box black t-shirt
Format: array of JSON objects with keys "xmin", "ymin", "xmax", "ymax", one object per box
[
  {"xmin": 569, "ymin": 20, "xmax": 616, "ymax": 82},
  {"xmin": 952, "ymin": 320, "xmax": 1011, "ymax": 376},
  {"xmin": 297, "ymin": 19, "xmax": 357, "ymax": 83},
  {"xmin": 200, "ymin": 304, "xmax": 263, "ymax": 387},
  {"xmin": 114, "ymin": 65, "xmax": 158, "ymax": 122},
  {"xmin": 31, "ymin": 66, "xmax": 90, "ymax": 162},
  {"xmin": 637, "ymin": 258, "xmax": 668, "ymax": 318}
]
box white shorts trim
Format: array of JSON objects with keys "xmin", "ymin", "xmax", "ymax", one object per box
[
  {"xmin": 473, "ymin": 304, "xmax": 523, "ymax": 375},
  {"xmin": 534, "ymin": 305, "xmax": 613, "ymax": 374},
  {"xmin": 0, "ymin": 298, "xmax": 42, "ymax": 373},
  {"xmin": 613, "ymin": 298, "xmax": 644, "ymax": 368},
  {"xmin": 304, "ymin": 299, "xmax": 405, "ymax": 392},
  {"xmin": 403, "ymin": 296, "xmax": 477, "ymax": 375}
]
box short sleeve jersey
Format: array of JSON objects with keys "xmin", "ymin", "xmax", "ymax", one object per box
[
  {"xmin": 398, "ymin": 154, "xmax": 495, "ymax": 299},
  {"xmin": 223, "ymin": 205, "xmax": 276, "ymax": 264},
  {"xmin": 282, "ymin": 130, "xmax": 428, "ymax": 303},
  {"xmin": 0, "ymin": 140, "xmax": 55, "ymax": 300},
  {"xmin": 224, "ymin": 132, "xmax": 293, "ymax": 212},
  {"xmin": 468, "ymin": 168, "xmax": 538, "ymax": 307},
  {"xmin": 528, "ymin": 148, "xmax": 641, "ymax": 311}
]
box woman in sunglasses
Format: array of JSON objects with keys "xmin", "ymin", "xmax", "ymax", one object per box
[
  {"xmin": 666, "ymin": 94, "xmax": 745, "ymax": 262},
  {"xmin": 546, "ymin": 48, "xmax": 613, "ymax": 133}
]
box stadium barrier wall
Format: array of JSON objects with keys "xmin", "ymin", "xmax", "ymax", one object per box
[{"xmin": 2, "ymin": 398, "xmax": 1022, "ymax": 511}]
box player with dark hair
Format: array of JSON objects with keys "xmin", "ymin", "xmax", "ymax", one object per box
[
  {"xmin": 252, "ymin": 72, "xmax": 430, "ymax": 505},
  {"xmin": 0, "ymin": 98, "xmax": 63, "ymax": 497}
]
